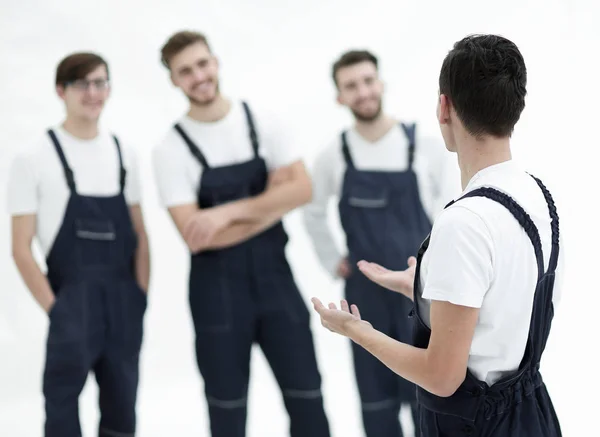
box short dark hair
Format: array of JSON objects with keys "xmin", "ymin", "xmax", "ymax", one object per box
[
  {"xmin": 55, "ymin": 52, "xmax": 109, "ymax": 86},
  {"xmin": 332, "ymin": 50, "xmax": 378, "ymax": 86},
  {"xmin": 439, "ymin": 34, "xmax": 527, "ymax": 138},
  {"xmin": 161, "ymin": 30, "xmax": 211, "ymax": 69}
]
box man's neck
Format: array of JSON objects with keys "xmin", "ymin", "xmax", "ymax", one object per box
[
  {"xmin": 187, "ymin": 95, "xmax": 231, "ymax": 123},
  {"xmin": 61, "ymin": 117, "xmax": 99, "ymax": 140},
  {"xmin": 354, "ymin": 113, "xmax": 397, "ymax": 143},
  {"xmin": 457, "ymin": 133, "xmax": 512, "ymax": 190}
]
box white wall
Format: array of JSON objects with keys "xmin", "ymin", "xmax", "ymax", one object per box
[{"xmin": 1, "ymin": 0, "xmax": 598, "ymax": 436}]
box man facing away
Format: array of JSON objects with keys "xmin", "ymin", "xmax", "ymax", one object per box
[
  {"xmin": 312, "ymin": 34, "xmax": 564, "ymax": 437},
  {"xmin": 8, "ymin": 52, "xmax": 150, "ymax": 437},
  {"xmin": 152, "ymin": 30, "xmax": 330, "ymax": 437},
  {"xmin": 303, "ymin": 50, "xmax": 459, "ymax": 437}
]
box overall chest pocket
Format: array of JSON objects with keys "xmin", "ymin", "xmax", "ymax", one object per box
[
  {"xmin": 75, "ymin": 218, "xmax": 117, "ymax": 267},
  {"xmin": 345, "ymin": 183, "xmax": 389, "ymax": 209}
]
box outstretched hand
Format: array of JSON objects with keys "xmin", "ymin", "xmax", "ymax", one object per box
[
  {"xmin": 311, "ymin": 298, "xmax": 372, "ymax": 338},
  {"xmin": 357, "ymin": 256, "xmax": 417, "ymax": 300}
]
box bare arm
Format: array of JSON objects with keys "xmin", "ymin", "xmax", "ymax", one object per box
[
  {"xmin": 168, "ymin": 203, "xmax": 281, "ymax": 252},
  {"xmin": 129, "ymin": 205, "xmax": 150, "ymax": 291},
  {"xmin": 313, "ymin": 298, "xmax": 478, "ymax": 398},
  {"xmin": 350, "ymin": 301, "xmax": 478, "ymax": 397},
  {"xmin": 11, "ymin": 215, "xmax": 55, "ymax": 313}
]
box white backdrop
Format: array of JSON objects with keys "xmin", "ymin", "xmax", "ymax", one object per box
[{"xmin": 1, "ymin": 0, "xmax": 598, "ymax": 436}]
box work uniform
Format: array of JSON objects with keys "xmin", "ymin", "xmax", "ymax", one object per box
[
  {"xmin": 153, "ymin": 100, "xmax": 330, "ymax": 437},
  {"xmin": 7, "ymin": 127, "xmax": 146, "ymax": 437},
  {"xmin": 304, "ymin": 122, "xmax": 458, "ymax": 437},
  {"xmin": 412, "ymin": 162, "xmax": 563, "ymax": 436}
]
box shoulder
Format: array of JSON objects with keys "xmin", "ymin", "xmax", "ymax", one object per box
[
  {"xmin": 102, "ymin": 131, "xmax": 140, "ymax": 168},
  {"xmin": 9, "ymin": 130, "xmax": 56, "ymax": 171},
  {"xmin": 432, "ymin": 202, "xmax": 492, "ymax": 239},
  {"xmin": 152, "ymin": 123, "xmax": 188, "ymax": 161}
]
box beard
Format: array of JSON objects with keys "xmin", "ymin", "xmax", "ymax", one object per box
[
  {"xmin": 351, "ymin": 99, "xmax": 383, "ymax": 122},
  {"xmin": 186, "ymin": 81, "xmax": 220, "ymax": 106}
]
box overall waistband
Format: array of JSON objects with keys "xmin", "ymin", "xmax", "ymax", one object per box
[
  {"xmin": 417, "ymin": 367, "xmax": 543, "ymax": 421},
  {"xmin": 48, "ymin": 265, "xmax": 134, "ymax": 285}
]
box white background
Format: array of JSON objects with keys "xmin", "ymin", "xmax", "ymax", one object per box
[{"xmin": 1, "ymin": 0, "xmax": 598, "ymax": 436}]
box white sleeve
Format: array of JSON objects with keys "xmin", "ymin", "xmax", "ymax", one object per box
[
  {"xmin": 122, "ymin": 144, "xmax": 141, "ymax": 206},
  {"xmin": 152, "ymin": 138, "xmax": 198, "ymax": 208},
  {"xmin": 6, "ymin": 152, "xmax": 38, "ymax": 216},
  {"xmin": 302, "ymin": 147, "xmax": 343, "ymax": 277},
  {"xmin": 255, "ymin": 109, "xmax": 303, "ymax": 170},
  {"xmin": 422, "ymin": 205, "xmax": 494, "ymax": 308}
]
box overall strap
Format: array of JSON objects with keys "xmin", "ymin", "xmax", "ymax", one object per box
[
  {"xmin": 340, "ymin": 131, "xmax": 355, "ymax": 169},
  {"xmin": 47, "ymin": 129, "xmax": 76, "ymax": 193},
  {"xmin": 174, "ymin": 123, "xmax": 210, "ymax": 169},
  {"xmin": 400, "ymin": 122, "xmax": 416, "ymax": 170},
  {"xmin": 112, "ymin": 135, "xmax": 126, "ymax": 193},
  {"xmin": 529, "ymin": 175, "xmax": 560, "ymax": 274},
  {"xmin": 453, "ymin": 187, "xmax": 545, "ymax": 280},
  {"xmin": 241, "ymin": 101, "xmax": 260, "ymax": 158}
]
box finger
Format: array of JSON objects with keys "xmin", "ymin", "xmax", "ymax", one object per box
[
  {"xmin": 407, "ymin": 256, "xmax": 417, "ymax": 268},
  {"xmin": 328, "ymin": 302, "xmax": 337, "ymax": 310},
  {"xmin": 311, "ymin": 297, "xmax": 327, "ymax": 314},
  {"xmin": 350, "ymin": 304, "xmax": 362, "ymax": 320},
  {"xmin": 340, "ymin": 299, "xmax": 350, "ymax": 313}
]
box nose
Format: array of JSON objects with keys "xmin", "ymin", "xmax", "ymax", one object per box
[
  {"xmin": 193, "ymin": 67, "xmax": 209, "ymax": 83},
  {"xmin": 356, "ymin": 84, "xmax": 371, "ymax": 100}
]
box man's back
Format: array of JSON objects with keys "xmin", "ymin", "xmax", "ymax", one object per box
[{"xmin": 418, "ymin": 160, "xmax": 564, "ymax": 386}]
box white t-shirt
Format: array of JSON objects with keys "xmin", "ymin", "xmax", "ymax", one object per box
[
  {"xmin": 6, "ymin": 126, "xmax": 141, "ymax": 256},
  {"xmin": 417, "ymin": 160, "xmax": 565, "ymax": 386},
  {"xmin": 303, "ymin": 124, "xmax": 462, "ymax": 276},
  {"xmin": 152, "ymin": 99, "xmax": 302, "ymax": 208}
]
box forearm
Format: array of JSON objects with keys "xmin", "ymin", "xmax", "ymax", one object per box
[
  {"xmin": 349, "ymin": 323, "xmax": 455, "ymax": 397},
  {"xmin": 12, "ymin": 250, "xmax": 55, "ymax": 313},
  {"xmin": 203, "ymin": 215, "xmax": 280, "ymax": 250},
  {"xmin": 135, "ymin": 232, "xmax": 150, "ymax": 291},
  {"xmin": 224, "ymin": 177, "xmax": 312, "ymax": 223}
]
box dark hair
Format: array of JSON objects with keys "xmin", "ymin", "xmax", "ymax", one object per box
[
  {"xmin": 161, "ymin": 30, "xmax": 211, "ymax": 69},
  {"xmin": 439, "ymin": 34, "xmax": 527, "ymax": 138},
  {"xmin": 332, "ymin": 50, "xmax": 378, "ymax": 86},
  {"xmin": 55, "ymin": 52, "xmax": 109, "ymax": 86}
]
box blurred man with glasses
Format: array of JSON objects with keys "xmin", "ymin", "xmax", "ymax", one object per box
[{"xmin": 7, "ymin": 52, "xmax": 150, "ymax": 437}]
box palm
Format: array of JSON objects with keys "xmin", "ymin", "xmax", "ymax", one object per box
[
  {"xmin": 357, "ymin": 257, "xmax": 416, "ymax": 298},
  {"xmin": 311, "ymin": 298, "xmax": 372, "ymax": 338}
]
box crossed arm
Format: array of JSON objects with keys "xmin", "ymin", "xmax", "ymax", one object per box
[{"xmin": 170, "ymin": 160, "xmax": 312, "ymax": 252}]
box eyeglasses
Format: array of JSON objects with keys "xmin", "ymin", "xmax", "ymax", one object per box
[{"xmin": 65, "ymin": 79, "xmax": 110, "ymax": 91}]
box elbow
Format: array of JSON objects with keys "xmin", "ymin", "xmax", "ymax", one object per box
[
  {"xmin": 296, "ymin": 177, "xmax": 313, "ymax": 206},
  {"xmin": 428, "ymin": 371, "xmax": 466, "ymax": 398}
]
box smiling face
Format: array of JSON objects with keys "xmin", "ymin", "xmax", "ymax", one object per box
[
  {"xmin": 335, "ymin": 60, "xmax": 384, "ymax": 122},
  {"xmin": 169, "ymin": 41, "xmax": 219, "ymax": 106},
  {"xmin": 57, "ymin": 64, "xmax": 110, "ymax": 122}
]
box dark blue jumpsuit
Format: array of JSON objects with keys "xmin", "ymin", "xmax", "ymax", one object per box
[
  {"xmin": 411, "ymin": 175, "xmax": 562, "ymax": 436},
  {"xmin": 338, "ymin": 123, "xmax": 431, "ymax": 437},
  {"xmin": 173, "ymin": 102, "xmax": 330, "ymax": 437},
  {"xmin": 43, "ymin": 129, "xmax": 147, "ymax": 437}
]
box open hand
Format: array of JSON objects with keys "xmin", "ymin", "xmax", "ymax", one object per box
[
  {"xmin": 357, "ymin": 256, "xmax": 417, "ymax": 300},
  {"xmin": 183, "ymin": 208, "xmax": 232, "ymax": 252},
  {"xmin": 311, "ymin": 297, "xmax": 372, "ymax": 338}
]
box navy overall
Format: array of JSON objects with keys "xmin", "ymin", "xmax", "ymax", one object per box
[
  {"xmin": 411, "ymin": 175, "xmax": 562, "ymax": 436},
  {"xmin": 43, "ymin": 129, "xmax": 147, "ymax": 437},
  {"xmin": 338, "ymin": 123, "xmax": 431, "ymax": 437},
  {"xmin": 173, "ymin": 102, "xmax": 330, "ymax": 437}
]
